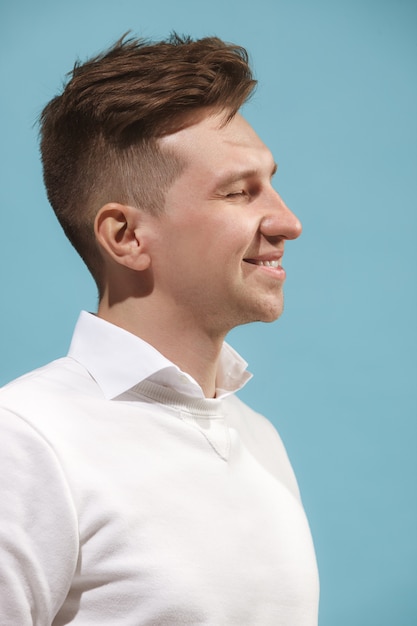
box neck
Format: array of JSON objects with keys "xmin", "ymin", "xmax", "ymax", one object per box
[{"xmin": 97, "ymin": 297, "xmax": 226, "ymax": 398}]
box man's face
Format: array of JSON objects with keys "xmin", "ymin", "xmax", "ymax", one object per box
[{"xmin": 147, "ymin": 109, "xmax": 302, "ymax": 337}]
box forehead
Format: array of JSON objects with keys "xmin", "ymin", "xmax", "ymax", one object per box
[{"xmin": 159, "ymin": 111, "xmax": 274, "ymax": 176}]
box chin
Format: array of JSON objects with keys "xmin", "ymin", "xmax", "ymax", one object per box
[
  {"xmin": 256, "ymin": 296, "xmax": 284, "ymax": 323},
  {"xmin": 258, "ymin": 309, "xmax": 283, "ymax": 324},
  {"xmin": 240, "ymin": 303, "xmax": 284, "ymax": 326},
  {"xmin": 226, "ymin": 293, "xmax": 284, "ymax": 329}
]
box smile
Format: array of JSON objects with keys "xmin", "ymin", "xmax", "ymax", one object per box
[{"xmin": 244, "ymin": 259, "xmax": 281, "ymax": 268}]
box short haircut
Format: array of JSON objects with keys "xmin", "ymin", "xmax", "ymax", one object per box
[{"xmin": 39, "ymin": 33, "xmax": 257, "ymax": 289}]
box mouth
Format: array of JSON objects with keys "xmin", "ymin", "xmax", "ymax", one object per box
[
  {"xmin": 243, "ymin": 259, "xmax": 281, "ymax": 268},
  {"xmin": 242, "ymin": 254, "xmax": 286, "ymax": 280}
]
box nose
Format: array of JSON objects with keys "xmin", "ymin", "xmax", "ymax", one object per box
[{"xmin": 260, "ymin": 190, "xmax": 302, "ymax": 241}]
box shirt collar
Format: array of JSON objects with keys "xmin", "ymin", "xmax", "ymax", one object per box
[{"xmin": 68, "ymin": 311, "xmax": 252, "ymax": 400}]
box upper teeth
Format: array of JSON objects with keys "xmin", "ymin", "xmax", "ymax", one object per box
[{"xmin": 255, "ymin": 260, "xmax": 280, "ymax": 267}]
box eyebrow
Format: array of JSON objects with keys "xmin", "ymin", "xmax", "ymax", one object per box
[{"xmin": 216, "ymin": 163, "xmax": 278, "ymax": 188}]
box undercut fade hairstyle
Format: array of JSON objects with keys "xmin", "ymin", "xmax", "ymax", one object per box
[{"xmin": 39, "ymin": 33, "xmax": 257, "ymax": 290}]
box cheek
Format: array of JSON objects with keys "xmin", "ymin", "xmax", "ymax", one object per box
[{"xmin": 161, "ymin": 211, "xmax": 254, "ymax": 268}]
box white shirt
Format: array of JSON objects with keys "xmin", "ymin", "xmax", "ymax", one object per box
[
  {"xmin": 0, "ymin": 312, "xmax": 319, "ymax": 625},
  {"xmin": 68, "ymin": 310, "xmax": 252, "ymax": 400}
]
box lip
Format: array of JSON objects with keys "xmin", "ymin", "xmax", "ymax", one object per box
[
  {"xmin": 242, "ymin": 252, "xmax": 286, "ymax": 279},
  {"xmin": 243, "ymin": 250, "xmax": 284, "ymax": 265}
]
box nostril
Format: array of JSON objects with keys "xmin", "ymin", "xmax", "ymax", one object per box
[{"xmin": 260, "ymin": 212, "xmax": 302, "ymax": 241}]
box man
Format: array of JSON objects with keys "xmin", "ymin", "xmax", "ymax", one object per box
[{"xmin": 0, "ymin": 34, "xmax": 319, "ymax": 624}]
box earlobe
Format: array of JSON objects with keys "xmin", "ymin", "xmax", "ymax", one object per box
[{"xmin": 94, "ymin": 203, "xmax": 151, "ymax": 271}]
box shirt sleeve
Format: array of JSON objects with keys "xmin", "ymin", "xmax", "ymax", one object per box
[{"xmin": 0, "ymin": 408, "xmax": 79, "ymax": 625}]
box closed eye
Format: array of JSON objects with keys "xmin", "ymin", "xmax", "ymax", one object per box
[{"xmin": 226, "ymin": 190, "xmax": 247, "ymax": 198}]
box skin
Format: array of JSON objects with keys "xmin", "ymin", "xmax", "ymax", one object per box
[{"xmin": 96, "ymin": 109, "xmax": 302, "ymax": 397}]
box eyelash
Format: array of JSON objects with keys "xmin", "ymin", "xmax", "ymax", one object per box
[{"xmin": 226, "ymin": 190, "xmax": 247, "ymax": 198}]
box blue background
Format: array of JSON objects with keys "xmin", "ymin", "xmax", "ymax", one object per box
[{"xmin": 1, "ymin": 1, "xmax": 416, "ymax": 623}]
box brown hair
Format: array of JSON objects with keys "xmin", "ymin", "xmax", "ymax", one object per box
[{"xmin": 39, "ymin": 33, "xmax": 257, "ymax": 288}]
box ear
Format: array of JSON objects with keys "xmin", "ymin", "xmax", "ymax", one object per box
[{"xmin": 94, "ymin": 203, "xmax": 151, "ymax": 272}]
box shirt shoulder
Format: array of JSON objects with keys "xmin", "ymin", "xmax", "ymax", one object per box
[
  {"xmin": 0, "ymin": 361, "xmax": 81, "ymax": 623},
  {"xmin": 222, "ymin": 393, "xmax": 301, "ymax": 501},
  {"xmin": 0, "ymin": 357, "xmax": 99, "ymax": 409}
]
